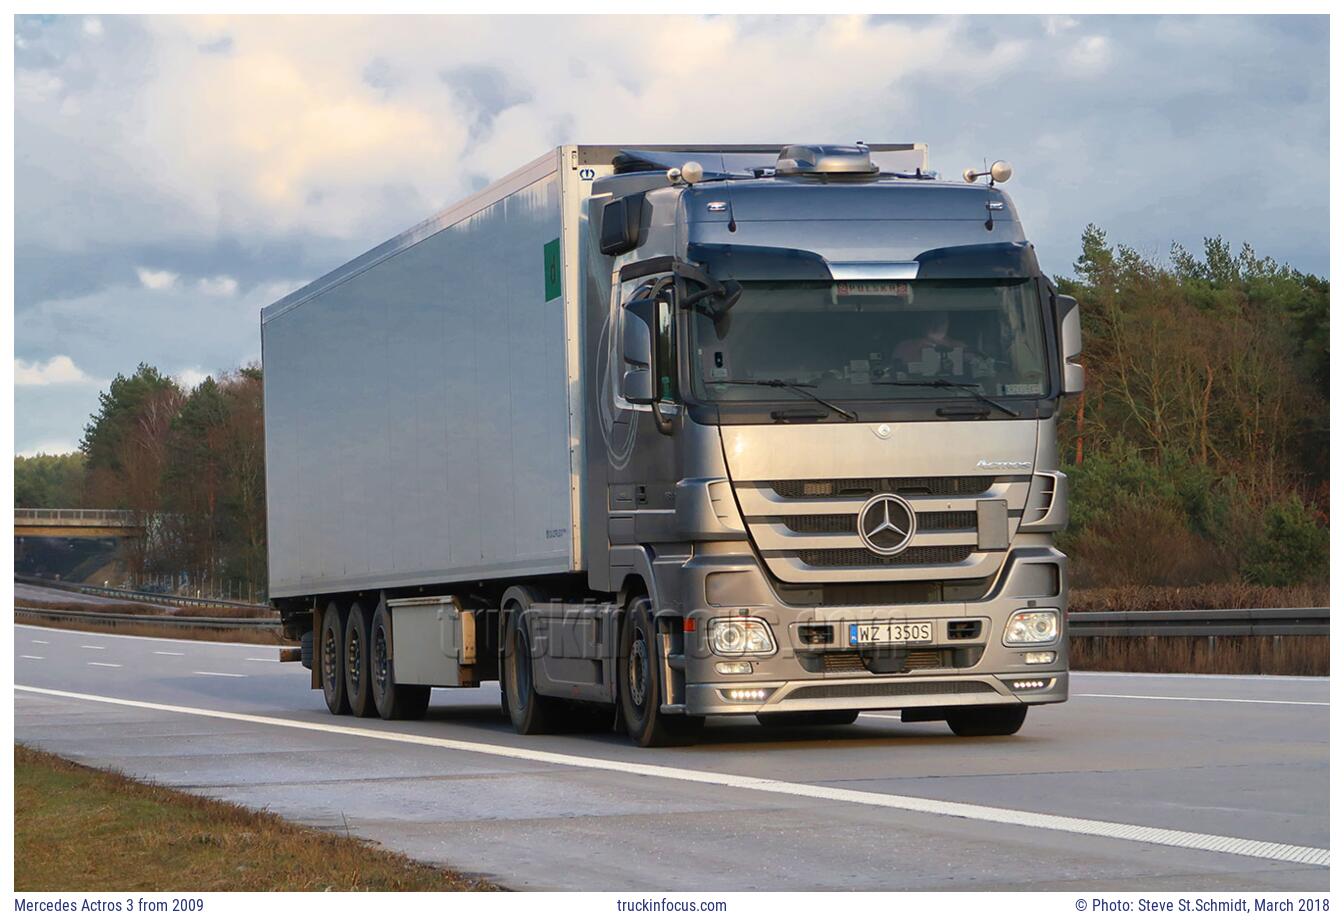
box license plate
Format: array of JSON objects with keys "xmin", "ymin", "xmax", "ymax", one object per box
[{"xmin": 849, "ymin": 621, "xmax": 933, "ymax": 646}]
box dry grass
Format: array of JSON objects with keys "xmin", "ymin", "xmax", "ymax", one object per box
[
  {"xmin": 1071, "ymin": 582, "xmax": 1328, "ymax": 612},
  {"xmin": 14, "ymin": 745, "xmax": 499, "ymax": 891},
  {"xmin": 1069, "ymin": 635, "xmax": 1328, "ymax": 676},
  {"xmin": 15, "ymin": 612, "xmax": 290, "ymax": 646},
  {"xmin": 14, "ymin": 596, "xmax": 172, "ymax": 616}
]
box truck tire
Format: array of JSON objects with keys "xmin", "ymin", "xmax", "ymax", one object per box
[
  {"xmin": 370, "ymin": 603, "xmax": 430, "ymax": 721},
  {"xmin": 500, "ymin": 591, "xmax": 561, "ymax": 734},
  {"xmin": 946, "ymin": 704, "xmax": 1028, "ymax": 737},
  {"xmin": 319, "ymin": 601, "xmax": 350, "ymax": 716},
  {"xmin": 757, "ymin": 710, "xmax": 859, "ymax": 728},
  {"xmin": 618, "ymin": 595, "xmax": 703, "ymax": 747},
  {"xmin": 344, "ymin": 599, "xmax": 377, "ymax": 718},
  {"xmin": 300, "ymin": 630, "xmax": 314, "ymax": 671}
]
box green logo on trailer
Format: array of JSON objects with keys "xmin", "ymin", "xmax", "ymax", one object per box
[{"xmin": 544, "ymin": 238, "xmax": 561, "ymax": 302}]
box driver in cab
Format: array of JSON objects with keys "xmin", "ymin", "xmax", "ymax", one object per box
[{"xmin": 892, "ymin": 310, "xmax": 966, "ymax": 376}]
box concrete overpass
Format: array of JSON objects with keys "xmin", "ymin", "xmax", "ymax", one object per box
[{"xmin": 14, "ymin": 508, "xmax": 143, "ymax": 539}]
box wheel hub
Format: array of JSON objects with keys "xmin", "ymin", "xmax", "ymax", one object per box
[
  {"xmin": 373, "ymin": 627, "xmax": 389, "ymax": 694},
  {"xmin": 628, "ymin": 630, "xmax": 650, "ymax": 708},
  {"xmin": 322, "ymin": 628, "xmax": 337, "ymax": 689}
]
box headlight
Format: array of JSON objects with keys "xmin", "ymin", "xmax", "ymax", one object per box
[
  {"xmin": 1003, "ymin": 608, "xmax": 1059, "ymax": 645},
  {"xmin": 708, "ymin": 617, "xmax": 776, "ymax": 656}
]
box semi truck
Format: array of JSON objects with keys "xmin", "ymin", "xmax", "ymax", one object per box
[{"xmin": 261, "ymin": 142, "xmax": 1083, "ymax": 746}]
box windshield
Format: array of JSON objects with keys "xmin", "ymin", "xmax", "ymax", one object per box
[{"xmin": 689, "ymin": 279, "xmax": 1049, "ymax": 404}]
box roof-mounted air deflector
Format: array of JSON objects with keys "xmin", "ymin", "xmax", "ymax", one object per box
[{"xmin": 775, "ymin": 145, "xmax": 879, "ymax": 177}]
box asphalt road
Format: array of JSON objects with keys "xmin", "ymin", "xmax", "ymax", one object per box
[{"xmin": 14, "ymin": 621, "xmax": 1330, "ymax": 891}]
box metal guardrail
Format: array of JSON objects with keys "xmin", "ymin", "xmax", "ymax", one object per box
[
  {"xmin": 15, "ymin": 606, "xmax": 281, "ymax": 630},
  {"xmin": 1067, "ymin": 608, "xmax": 1328, "ymax": 638},
  {"xmin": 15, "ymin": 508, "xmax": 139, "ymax": 525},
  {"xmin": 14, "ymin": 574, "xmax": 271, "ymax": 610}
]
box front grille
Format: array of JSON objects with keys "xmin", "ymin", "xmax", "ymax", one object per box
[
  {"xmin": 771, "ymin": 477, "xmax": 996, "ymax": 499},
  {"xmin": 796, "ymin": 545, "xmax": 974, "ymax": 568},
  {"xmin": 947, "ymin": 620, "xmax": 983, "ymax": 640},
  {"xmin": 818, "ymin": 651, "xmax": 865, "ymax": 672},
  {"xmin": 786, "ymin": 680, "xmax": 992, "ymax": 701},
  {"xmin": 780, "ymin": 510, "xmax": 977, "ymax": 534},
  {"xmin": 801, "ymin": 645, "xmax": 985, "ymax": 675}
]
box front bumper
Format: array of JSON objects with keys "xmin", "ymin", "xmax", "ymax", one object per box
[
  {"xmin": 671, "ymin": 544, "xmax": 1070, "ymax": 717},
  {"xmin": 685, "ymin": 671, "xmax": 1067, "ymax": 716}
]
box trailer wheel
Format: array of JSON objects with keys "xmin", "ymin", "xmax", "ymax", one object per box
[
  {"xmin": 319, "ymin": 601, "xmax": 350, "ymax": 715},
  {"xmin": 618, "ymin": 596, "xmax": 703, "ymax": 747},
  {"xmin": 344, "ymin": 599, "xmax": 377, "ymax": 718},
  {"xmin": 370, "ymin": 603, "xmax": 430, "ymax": 720},
  {"xmin": 300, "ymin": 630, "xmax": 314, "ymax": 671},
  {"xmin": 757, "ymin": 710, "xmax": 859, "ymax": 727},
  {"xmin": 500, "ymin": 593, "xmax": 561, "ymax": 734},
  {"xmin": 946, "ymin": 704, "xmax": 1028, "ymax": 737}
]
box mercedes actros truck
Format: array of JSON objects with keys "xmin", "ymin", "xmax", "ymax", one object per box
[{"xmin": 262, "ymin": 143, "xmax": 1084, "ymax": 746}]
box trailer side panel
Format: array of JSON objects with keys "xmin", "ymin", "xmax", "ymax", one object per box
[{"xmin": 263, "ymin": 157, "xmax": 575, "ymax": 599}]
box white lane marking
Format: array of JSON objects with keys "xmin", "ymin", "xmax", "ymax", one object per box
[
  {"xmin": 86, "ymin": 662, "xmax": 121, "ymax": 668},
  {"xmin": 21, "ymin": 655, "xmax": 44, "ymax": 660},
  {"xmin": 192, "ymin": 671, "xmax": 246, "ymax": 678},
  {"xmin": 80, "ymin": 645, "xmax": 106, "ymax": 650},
  {"xmin": 245, "ymin": 657, "xmax": 284, "ymax": 663},
  {"xmin": 153, "ymin": 651, "xmax": 185, "ymax": 657},
  {"xmin": 13, "ymin": 684, "xmax": 1329, "ymax": 869},
  {"xmin": 31, "ymin": 640, "xmax": 49, "ymax": 645},
  {"xmin": 15, "ymin": 623, "xmax": 285, "ymax": 650},
  {"xmin": 1075, "ymin": 693, "xmax": 1327, "ymax": 707}
]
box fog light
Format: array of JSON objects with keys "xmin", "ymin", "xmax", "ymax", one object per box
[
  {"xmin": 1010, "ymin": 678, "xmax": 1049, "ymax": 691},
  {"xmin": 1024, "ymin": 651, "xmax": 1056, "ymax": 665},
  {"xmin": 716, "ymin": 661, "xmax": 754, "ymax": 675},
  {"xmin": 724, "ymin": 687, "xmax": 770, "ymax": 702}
]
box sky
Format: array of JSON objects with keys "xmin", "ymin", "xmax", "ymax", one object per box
[{"xmin": 13, "ymin": 14, "xmax": 1329, "ymax": 457}]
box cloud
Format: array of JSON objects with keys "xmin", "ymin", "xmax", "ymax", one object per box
[
  {"xmin": 83, "ymin": 18, "xmax": 103, "ymax": 37},
  {"xmin": 136, "ymin": 266, "xmax": 178, "ymax": 289},
  {"xmin": 197, "ymin": 275, "xmax": 238, "ymax": 296},
  {"xmin": 175, "ymin": 367, "xmax": 211, "ymax": 389},
  {"xmin": 15, "ymin": 355, "xmax": 96, "ymax": 386},
  {"xmin": 17, "ymin": 441, "xmax": 80, "ymax": 458},
  {"xmin": 11, "ymin": 14, "xmax": 1330, "ymax": 458}
]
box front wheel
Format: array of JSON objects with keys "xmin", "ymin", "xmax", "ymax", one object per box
[
  {"xmin": 618, "ymin": 596, "xmax": 703, "ymax": 747},
  {"xmin": 946, "ymin": 704, "xmax": 1028, "ymax": 737}
]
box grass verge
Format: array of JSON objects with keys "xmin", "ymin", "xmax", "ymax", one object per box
[
  {"xmin": 14, "ymin": 744, "xmax": 498, "ymax": 891},
  {"xmin": 1069, "ymin": 635, "xmax": 1328, "ymax": 676},
  {"xmin": 1071, "ymin": 582, "xmax": 1328, "ymax": 612}
]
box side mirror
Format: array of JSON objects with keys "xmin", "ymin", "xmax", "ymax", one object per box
[
  {"xmin": 599, "ymin": 193, "xmax": 645, "ymax": 256},
  {"xmin": 1058, "ymin": 294, "xmax": 1085, "ymax": 396},
  {"xmin": 620, "ymin": 299, "xmax": 656, "ymax": 404}
]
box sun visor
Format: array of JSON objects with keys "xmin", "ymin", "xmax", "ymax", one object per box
[
  {"xmin": 912, "ymin": 242, "xmax": 1041, "ymax": 279},
  {"xmin": 685, "ymin": 243, "xmax": 832, "ymax": 281}
]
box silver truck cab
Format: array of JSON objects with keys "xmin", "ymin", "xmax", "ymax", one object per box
[{"xmin": 580, "ymin": 144, "xmax": 1083, "ymax": 743}]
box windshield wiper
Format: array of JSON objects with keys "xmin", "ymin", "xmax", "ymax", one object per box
[
  {"xmin": 874, "ymin": 379, "xmax": 1021, "ymax": 418},
  {"xmin": 715, "ymin": 378, "xmax": 858, "ymax": 421}
]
